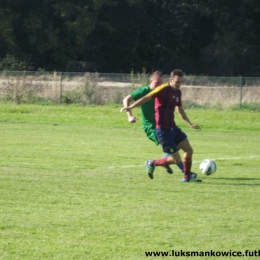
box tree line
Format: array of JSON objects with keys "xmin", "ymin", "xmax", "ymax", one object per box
[{"xmin": 0, "ymin": 0, "xmax": 260, "ymax": 76}]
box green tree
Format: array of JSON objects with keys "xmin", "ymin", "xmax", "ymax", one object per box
[{"xmin": 199, "ymin": 0, "xmax": 260, "ymax": 76}]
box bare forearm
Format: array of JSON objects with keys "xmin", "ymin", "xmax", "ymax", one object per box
[
  {"xmin": 129, "ymin": 95, "xmax": 151, "ymax": 110},
  {"xmin": 121, "ymin": 94, "xmax": 152, "ymax": 113},
  {"xmin": 179, "ymin": 110, "xmax": 192, "ymax": 126},
  {"xmin": 176, "ymin": 106, "xmax": 201, "ymax": 130},
  {"xmin": 123, "ymin": 96, "xmax": 134, "ymax": 117}
]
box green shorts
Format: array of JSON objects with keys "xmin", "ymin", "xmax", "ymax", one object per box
[{"xmin": 143, "ymin": 125, "xmax": 159, "ymax": 146}]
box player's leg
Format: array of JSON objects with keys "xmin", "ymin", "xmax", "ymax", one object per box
[
  {"xmin": 163, "ymin": 126, "xmax": 186, "ymax": 173},
  {"xmin": 146, "ymin": 152, "xmax": 180, "ymax": 179},
  {"xmin": 178, "ymin": 138, "xmax": 201, "ymax": 182},
  {"xmin": 146, "ymin": 128, "xmax": 179, "ymax": 179},
  {"xmin": 174, "ymin": 126, "xmax": 201, "ymax": 182},
  {"xmin": 178, "ymin": 138, "xmax": 193, "ymax": 173},
  {"xmin": 165, "ymin": 151, "xmax": 182, "ymax": 165},
  {"xmin": 175, "ymin": 125, "xmax": 195, "ymax": 173},
  {"xmin": 147, "ymin": 151, "xmax": 182, "ymax": 179},
  {"xmin": 171, "ymin": 125, "xmax": 189, "ymax": 173},
  {"xmin": 175, "ymin": 126, "xmax": 195, "ymax": 173},
  {"xmin": 162, "ymin": 153, "xmax": 174, "ymax": 174},
  {"xmin": 144, "ymin": 126, "xmax": 174, "ymax": 174},
  {"xmin": 171, "ymin": 150, "xmax": 184, "ymax": 173}
]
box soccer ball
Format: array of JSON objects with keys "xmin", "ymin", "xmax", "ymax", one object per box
[{"xmin": 199, "ymin": 159, "xmax": 217, "ymax": 175}]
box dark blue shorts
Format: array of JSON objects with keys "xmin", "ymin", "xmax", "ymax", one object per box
[{"xmin": 156, "ymin": 126, "xmax": 187, "ymax": 154}]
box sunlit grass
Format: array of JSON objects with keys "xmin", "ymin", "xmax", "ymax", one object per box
[{"xmin": 0, "ymin": 103, "xmax": 260, "ymax": 260}]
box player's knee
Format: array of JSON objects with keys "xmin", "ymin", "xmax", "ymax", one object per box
[{"xmin": 167, "ymin": 153, "xmax": 182, "ymax": 164}]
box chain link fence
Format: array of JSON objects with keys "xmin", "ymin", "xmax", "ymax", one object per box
[{"xmin": 0, "ymin": 71, "xmax": 259, "ymax": 109}]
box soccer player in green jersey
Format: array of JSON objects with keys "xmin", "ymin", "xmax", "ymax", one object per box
[
  {"xmin": 123, "ymin": 71, "xmax": 162, "ymax": 145},
  {"xmin": 121, "ymin": 70, "xmax": 201, "ymax": 183},
  {"xmin": 122, "ymin": 71, "xmax": 184, "ymax": 174}
]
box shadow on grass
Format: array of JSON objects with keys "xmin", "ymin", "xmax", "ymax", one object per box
[
  {"xmin": 215, "ymin": 177, "xmax": 260, "ymax": 181},
  {"xmin": 204, "ymin": 177, "xmax": 260, "ymax": 186}
]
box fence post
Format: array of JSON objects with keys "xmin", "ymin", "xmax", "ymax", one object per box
[
  {"xmin": 240, "ymin": 76, "xmax": 244, "ymax": 109},
  {"xmin": 59, "ymin": 72, "xmax": 63, "ymax": 105}
]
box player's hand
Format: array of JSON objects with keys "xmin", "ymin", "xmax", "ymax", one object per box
[
  {"xmin": 128, "ymin": 115, "xmax": 137, "ymax": 123},
  {"xmin": 190, "ymin": 124, "xmax": 201, "ymax": 130}
]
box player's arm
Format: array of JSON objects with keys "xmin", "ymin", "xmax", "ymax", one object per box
[
  {"xmin": 122, "ymin": 95, "xmax": 137, "ymax": 123},
  {"xmin": 120, "ymin": 83, "xmax": 168, "ymax": 113},
  {"xmin": 120, "ymin": 94, "xmax": 152, "ymax": 112},
  {"xmin": 175, "ymin": 106, "xmax": 201, "ymax": 130}
]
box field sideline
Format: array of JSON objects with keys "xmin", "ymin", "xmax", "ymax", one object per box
[{"xmin": 0, "ymin": 103, "xmax": 260, "ymax": 260}]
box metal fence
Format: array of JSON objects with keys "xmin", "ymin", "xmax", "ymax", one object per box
[{"xmin": 0, "ymin": 71, "xmax": 260, "ymax": 108}]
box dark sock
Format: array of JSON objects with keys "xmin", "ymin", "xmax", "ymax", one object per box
[
  {"xmin": 183, "ymin": 157, "xmax": 192, "ymax": 173},
  {"xmin": 177, "ymin": 162, "xmax": 184, "ymax": 172}
]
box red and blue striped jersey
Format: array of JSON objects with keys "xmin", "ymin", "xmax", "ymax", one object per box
[{"xmin": 148, "ymin": 83, "xmax": 182, "ymax": 129}]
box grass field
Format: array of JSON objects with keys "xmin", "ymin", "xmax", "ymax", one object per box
[{"xmin": 0, "ymin": 103, "xmax": 260, "ymax": 260}]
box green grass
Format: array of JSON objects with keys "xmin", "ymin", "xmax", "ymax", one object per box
[{"xmin": 0, "ymin": 103, "xmax": 260, "ymax": 260}]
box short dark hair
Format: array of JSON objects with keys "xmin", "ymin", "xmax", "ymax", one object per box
[{"xmin": 170, "ymin": 69, "xmax": 183, "ymax": 78}]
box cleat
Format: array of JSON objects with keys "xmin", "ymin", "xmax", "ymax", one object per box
[
  {"xmin": 146, "ymin": 160, "xmax": 155, "ymax": 179},
  {"xmin": 164, "ymin": 164, "xmax": 173, "ymax": 174},
  {"xmin": 182, "ymin": 172, "xmax": 202, "ymax": 183},
  {"xmin": 162, "ymin": 154, "xmax": 173, "ymax": 174}
]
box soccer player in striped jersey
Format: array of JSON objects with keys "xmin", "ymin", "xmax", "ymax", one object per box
[
  {"xmin": 122, "ymin": 71, "xmax": 184, "ymax": 174},
  {"xmin": 121, "ymin": 69, "xmax": 201, "ymax": 183}
]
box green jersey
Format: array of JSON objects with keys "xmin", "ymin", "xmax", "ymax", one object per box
[
  {"xmin": 130, "ymin": 85, "xmax": 159, "ymax": 145},
  {"xmin": 130, "ymin": 85, "xmax": 155, "ymax": 127}
]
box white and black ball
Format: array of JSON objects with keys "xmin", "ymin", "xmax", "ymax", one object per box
[{"xmin": 199, "ymin": 159, "xmax": 217, "ymax": 175}]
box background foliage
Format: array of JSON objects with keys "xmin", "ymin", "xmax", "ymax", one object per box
[{"xmin": 1, "ymin": 0, "xmax": 260, "ymax": 76}]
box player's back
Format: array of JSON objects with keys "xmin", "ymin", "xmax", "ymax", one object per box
[{"xmin": 130, "ymin": 85, "xmax": 155, "ymax": 127}]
